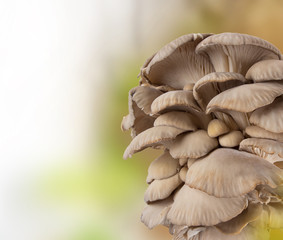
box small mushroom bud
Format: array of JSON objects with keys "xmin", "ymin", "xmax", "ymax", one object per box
[
  {"xmin": 207, "ymin": 119, "xmax": 230, "ymax": 138},
  {"xmin": 219, "ymin": 131, "xmax": 244, "ymax": 147}
]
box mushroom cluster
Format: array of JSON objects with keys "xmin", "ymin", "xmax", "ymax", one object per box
[{"xmin": 121, "ymin": 33, "xmax": 283, "ymax": 240}]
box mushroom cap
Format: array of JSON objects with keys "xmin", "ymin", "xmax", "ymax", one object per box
[
  {"xmin": 123, "ymin": 126, "xmax": 185, "ymax": 159},
  {"xmin": 141, "ymin": 196, "xmax": 173, "ymax": 229},
  {"xmin": 249, "ymin": 96, "xmax": 283, "ymax": 133},
  {"xmin": 141, "ymin": 33, "xmax": 214, "ymax": 89},
  {"xmin": 167, "ymin": 185, "xmax": 247, "ymax": 226},
  {"xmin": 246, "ymin": 60, "xmax": 283, "ymax": 82},
  {"xmin": 146, "ymin": 151, "xmax": 179, "ymax": 183},
  {"xmin": 169, "ymin": 130, "xmax": 218, "ymax": 159},
  {"xmin": 216, "ymin": 203, "xmax": 262, "ymax": 234},
  {"xmin": 239, "ymin": 138, "xmax": 283, "ymax": 164},
  {"xmin": 151, "ymin": 90, "xmax": 201, "ymax": 114},
  {"xmin": 144, "ymin": 173, "xmax": 182, "ymax": 203},
  {"xmin": 207, "ymin": 119, "xmax": 230, "ymax": 137},
  {"xmin": 219, "ymin": 130, "xmax": 244, "ymax": 148},
  {"xmin": 207, "ymin": 82, "xmax": 283, "ymax": 114},
  {"xmin": 186, "ymin": 148, "xmax": 283, "ymax": 197},
  {"xmin": 196, "ymin": 32, "xmax": 280, "ymax": 75},
  {"xmin": 193, "ymin": 72, "xmax": 247, "ymax": 109},
  {"xmin": 131, "ymin": 86, "xmax": 163, "ymax": 115},
  {"xmin": 245, "ymin": 126, "xmax": 283, "ymax": 143},
  {"xmin": 154, "ymin": 111, "xmax": 199, "ymax": 131}
]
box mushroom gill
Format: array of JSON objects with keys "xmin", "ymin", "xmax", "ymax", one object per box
[{"xmin": 122, "ymin": 32, "xmax": 283, "ymax": 240}]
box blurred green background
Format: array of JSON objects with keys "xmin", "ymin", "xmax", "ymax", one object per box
[{"xmin": 1, "ymin": 0, "xmax": 283, "ymax": 239}]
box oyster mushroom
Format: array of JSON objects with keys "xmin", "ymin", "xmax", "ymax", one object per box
[
  {"xmin": 196, "ymin": 32, "xmax": 281, "ymax": 75},
  {"xmin": 123, "ymin": 125, "xmax": 185, "ymax": 159},
  {"xmin": 122, "ymin": 32, "xmax": 283, "ymax": 240},
  {"xmin": 141, "ymin": 196, "xmax": 173, "ymax": 229},
  {"xmin": 245, "ymin": 126, "xmax": 283, "ymax": 143},
  {"xmin": 246, "ymin": 59, "xmax": 283, "ymax": 82},
  {"xmin": 144, "ymin": 173, "xmax": 182, "ymax": 203},
  {"xmin": 154, "ymin": 111, "xmax": 199, "ymax": 131},
  {"xmin": 167, "ymin": 185, "xmax": 247, "ymax": 226},
  {"xmin": 169, "ymin": 130, "xmax": 218, "ymax": 159},
  {"xmin": 193, "ymin": 72, "xmax": 247, "ymax": 110},
  {"xmin": 239, "ymin": 138, "xmax": 283, "ymax": 164},
  {"xmin": 186, "ymin": 148, "xmax": 283, "ymax": 198},
  {"xmin": 141, "ymin": 33, "xmax": 214, "ymax": 89},
  {"xmin": 249, "ymin": 96, "xmax": 283, "ymax": 133},
  {"xmin": 146, "ymin": 150, "xmax": 179, "ymax": 183}
]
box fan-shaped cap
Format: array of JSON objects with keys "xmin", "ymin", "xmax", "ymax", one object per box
[
  {"xmin": 207, "ymin": 119, "xmax": 230, "ymax": 137},
  {"xmin": 121, "ymin": 86, "xmax": 160, "ymax": 137},
  {"xmin": 219, "ymin": 131, "xmax": 244, "ymax": 148},
  {"xmin": 169, "ymin": 130, "xmax": 218, "ymax": 159},
  {"xmin": 123, "ymin": 126, "xmax": 185, "ymax": 159},
  {"xmin": 246, "ymin": 60, "xmax": 283, "ymax": 82},
  {"xmin": 144, "ymin": 173, "xmax": 182, "ymax": 203},
  {"xmin": 131, "ymin": 86, "xmax": 163, "ymax": 115},
  {"xmin": 141, "ymin": 33, "xmax": 214, "ymax": 89},
  {"xmin": 193, "ymin": 72, "xmax": 247, "ymax": 110},
  {"xmin": 196, "ymin": 32, "xmax": 281, "ymax": 75},
  {"xmin": 151, "ymin": 90, "xmax": 201, "ymax": 114},
  {"xmin": 154, "ymin": 111, "xmax": 199, "ymax": 131},
  {"xmin": 207, "ymin": 82, "xmax": 283, "ymax": 114},
  {"xmin": 250, "ymin": 96, "xmax": 283, "ymax": 133},
  {"xmin": 186, "ymin": 148, "xmax": 283, "ymax": 197},
  {"xmin": 146, "ymin": 151, "xmax": 179, "ymax": 183},
  {"xmin": 216, "ymin": 203, "xmax": 262, "ymax": 234},
  {"xmin": 167, "ymin": 185, "xmax": 247, "ymax": 226},
  {"xmin": 245, "ymin": 126, "xmax": 283, "ymax": 143},
  {"xmin": 239, "ymin": 138, "xmax": 283, "ymax": 164},
  {"xmin": 141, "ymin": 196, "xmax": 173, "ymax": 229}
]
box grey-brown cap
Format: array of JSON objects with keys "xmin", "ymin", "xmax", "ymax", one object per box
[
  {"xmin": 144, "ymin": 173, "xmax": 182, "ymax": 203},
  {"xmin": 207, "ymin": 82, "xmax": 283, "ymax": 114},
  {"xmin": 246, "ymin": 60, "xmax": 283, "ymax": 82},
  {"xmin": 186, "ymin": 148, "xmax": 283, "ymax": 198},
  {"xmin": 123, "ymin": 126, "xmax": 185, "ymax": 159},
  {"xmin": 167, "ymin": 185, "xmax": 247, "ymax": 226},
  {"xmin": 141, "ymin": 196, "xmax": 173, "ymax": 229},
  {"xmin": 196, "ymin": 32, "xmax": 281, "ymax": 75},
  {"xmin": 239, "ymin": 138, "xmax": 283, "ymax": 164},
  {"xmin": 146, "ymin": 151, "xmax": 179, "ymax": 183},
  {"xmin": 193, "ymin": 72, "xmax": 247, "ymax": 110},
  {"xmin": 141, "ymin": 33, "xmax": 214, "ymax": 89},
  {"xmin": 151, "ymin": 90, "xmax": 201, "ymax": 114},
  {"xmin": 245, "ymin": 126, "xmax": 283, "ymax": 143},
  {"xmin": 169, "ymin": 130, "xmax": 218, "ymax": 159},
  {"xmin": 154, "ymin": 111, "xmax": 199, "ymax": 131},
  {"xmin": 249, "ymin": 96, "xmax": 283, "ymax": 133}
]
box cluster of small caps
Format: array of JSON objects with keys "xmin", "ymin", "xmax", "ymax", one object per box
[{"xmin": 121, "ymin": 33, "xmax": 283, "ymax": 240}]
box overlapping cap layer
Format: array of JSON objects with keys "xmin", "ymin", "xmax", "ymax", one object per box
[{"xmin": 122, "ymin": 32, "xmax": 283, "ymax": 240}]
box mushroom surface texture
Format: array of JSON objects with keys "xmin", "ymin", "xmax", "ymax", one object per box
[{"xmin": 121, "ymin": 32, "xmax": 283, "ymax": 240}]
